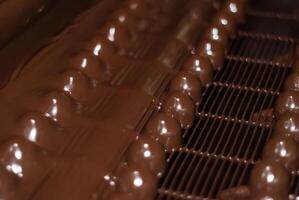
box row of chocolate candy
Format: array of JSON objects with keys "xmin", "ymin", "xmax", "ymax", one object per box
[
  {"xmin": 246, "ymin": 44, "xmax": 299, "ymax": 200},
  {"xmin": 104, "ymin": 0, "xmax": 248, "ymax": 199},
  {"xmin": 219, "ymin": 46, "xmax": 299, "ymax": 200}
]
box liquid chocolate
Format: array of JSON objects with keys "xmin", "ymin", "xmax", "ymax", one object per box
[
  {"xmin": 262, "ymin": 135, "xmax": 299, "ymax": 172},
  {"xmin": 126, "ymin": 135, "xmax": 166, "ymax": 176},
  {"xmin": 249, "ymin": 160, "xmax": 290, "ymax": 200},
  {"xmin": 161, "ymin": 91, "xmax": 195, "ymax": 129},
  {"xmin": 168, "ymin": 71, "xmax": 202, "ymax": 104},
  {"xmin": 144, "ymin": 113, "xmax": 182, "ymax": 151}
]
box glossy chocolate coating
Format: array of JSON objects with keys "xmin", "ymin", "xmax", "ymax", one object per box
[
  {"xmin": 202, "ymin": 25, "xmax": 229, "ymax": 48},
  {"xmin": 124, "ymin": 0, "xmax": 150, "ymax": 19},
  {"xmin": 70, "ymin": 51, "xmax": 106, "ymax": 81},
  {"xmin": 0, "ymin": 166, "xmax": 18, "ymax": 199},
  {"xmin": 0, "ymin": 137, "xmax": 55, "ymax": 181},
  {"xmin": 197, "ymin": 39, "xmax": 225, "ymax": 70},
  {"xmin": 99, "ymin": 21, "xmax": 132, "ymax": 49},
  {"xmin": 144, "ymin": 113, "xmax": 181, "ymax": 151},
  {"xmin": 249, "ymin": 160, "xmax": 290, "ymax": 199},
  {"xmin": 126, "ymin": 135, "xmax": 166, "ymax": 176},
  {"xmin": 16, "ymin": 112, "xmax": 62, "ymax": 149},
  {"xmin": 284, "ymin": 73, "xmax": 299, "ymax": 91},
  {"xmin": 212, "ymin": 9, "xmax": 236, "ymax": 36},
  {"xmin": 169, "ymin": 71, "xmax": 202, "ymax": 104},
  {"xmin": 262, "ymin": 135, "xmax": 299, "ymax": 172},
  {"xmin": 106, "ymin": 192, "xmax": 135, "ymax": 200},
  {"xmin": 117, "ymin": 163, "xmax": 157, "ymax": 200},
  {"xmin": 275, "ymin": 90, "xmax": 299, "ymax": 116},
  {"xmin": 162, "ymin": 91, "xmax": 195, "ymax": 129},
  {"xmin": 38, "ymin": 91, "xmax": 75, "ymax": 125},
  {"xmin": 223, "ymin": 0, "xmax": 246, "ymax": 23},
  {"xmin": 111, "ymin": 8, "xmax": 139, "ymax": 33},
  {"xmin": 275, "ymin": 111, "xmax": 299, "ymax": 143},
  {"xmin": 250, "ymin": 193, "xmax": 285, "ymax": 200},
  {"xmin": 53, "ymin": 69, "xmax": 93, "ymax": 104},
  {"xmin": 83, "ymin": 35, "xmax": 117, "ymax": 65},
  {"xmin": 182, "ymin": 54, "xmax": 213, "ymax": 86}
]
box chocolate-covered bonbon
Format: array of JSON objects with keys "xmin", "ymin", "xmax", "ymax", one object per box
[
  {"xmin": 126, "ymin": 135, "xmax": 166, "ymax": 176},
  {"xmin": 249, "ymin": 160, "xmax": 290, "ymax": 199},
  {"xmin": 284, "ymin": 73, "xmax": 299, "ymax": 92},
  {"xmin": 275, "ymin": 111, "xmax": 299, "ymax": 143},
  {"xmin": 212, "ymin": 9, "xmax": 236, "ymax": 36},
  {"xmin": 250, "ymin": 193, "xmax": 285, "ymax": 200},
  {"xmin": 0, "ymin": 137, "xmax": 55, "ymax": 181},
  {"xmin": 117, "ymin": 163, "xmax": 157, "ymax": 200},
  {"xmin": 197, "ymin": 39, "xmax": 225, "ymax": 70},
  {"xmin": 83, "ymin": 35, "xmax": 117, "ymax": 65},
  {"xmin": 99, "ymin": 21, "xmax": 133, "ymax": 50},
  {"xmin": 182, "ymin": 54, "xmax": 213, "ymax": 86},
  {"xmin": 202, "ymin": 25, "xmax": 229, "ymax": 48},
  {"xmin": 110, "ymin": 8, "xmax": 139, "ymax": 33},
  {"xmin": 123, "ymin": 0, "xmax": 150, "ymax": 19},
  {"xmin": 53, "ymin": 69, "xmax": 94, "ymax": 104},
  {"xmin": 262, "ymin": 135, "xmax": 299, "ymax": 172},
  {"xmin": 161, "ymin": 91, "xmax": 195, "ymax": 129},
  {"xmin": 144, "ymin": 113, "xmax": 181, "ymax": 151},
  {"xmin": 16, "ymin": 112, "xmax": 62, "ymax": 149},
  {"xmin": 69, "ymin": 51, "xmax": 106, "ymax": 82},
  {"xmin": 223, "ymin": 0, "xmax": 246, "ymax": 23},
  {"xmin": 169, "ymin": 71, "xmax": 202, "ymax": 104},
  {"xmin": 275, "ymin": 90, "xmax": 299, "ymax": 116}
]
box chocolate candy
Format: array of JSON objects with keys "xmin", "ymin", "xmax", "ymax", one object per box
[
  {"xmin": 249, "ymin": 160, "xmax": 290, "ymax": 199},
  {"xmin": 202, "ymin": 25, "xmax": 229, "ymax": 48},
  {"xmin": 52, "ymin": 69, "xmax": 93, "ymax": 104},
  {"xmin": 169, "ymin": 71, "xmax": 202, "ymax": 104},
  {"xmin": 110, "ymin": 8, "xmax": 139, "ymax": 33},
  {"xmin": 70, "ymin": 51, "xmax": 106, "ymax": 81},
  {"xmin": 144, "ymin": 113, "xmax": 181, "ymax": 151},
  {"xmin": 100, "ymin": 21, "xmax": 132, "ymax": 49},
  {"xmin": 212, "ymin": 9, "xmax": 236, "ymax": 36},
  {"xmin": 0, "ymin": 137, "xmax": 55, "ymax": 181},
  {"xmin": 126, "ymin": 135, "xmax": 166, "ymax": 176},
  {"xmin": 284, "ymin": 73, "xmax": 299, "ymax": 91},
  {"xmin": 124, "ymin": 0, "xmax": 150, "ymax": 19},
  {"xmin": 84, "ymin": 35, "xmax": 117, "ymax": 65},
  {"xmin": 162, "ymin": 91, "xmax": 195, "ymax": 129},
  {"xmin": 16, "ymin": 112, "xmax": 62, "ymax": 149},
  {"xmin": 117, "ymin": 163, "xmax": 157, "ymax": 200},
  {"xmin": 262, "ymin": 135, "xmax": 299, "ymax": 172},
  {"xmin": 275, "ymin": 111, "xmax": 299, "ymax": 143},
  {"xmin": 182, "ymin": 54, "xmax": 213, "ymax": 86},
  {"xmin": 197, "ymin": 39, "xmax": 225, "ymax": 70},
  {"xmin": 275, "ymin": 90, "xmax": 299, "ymax": 116},
  {"xmin": 223, "ymin": 0, "xmax": 246, "ymax": 23}
]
